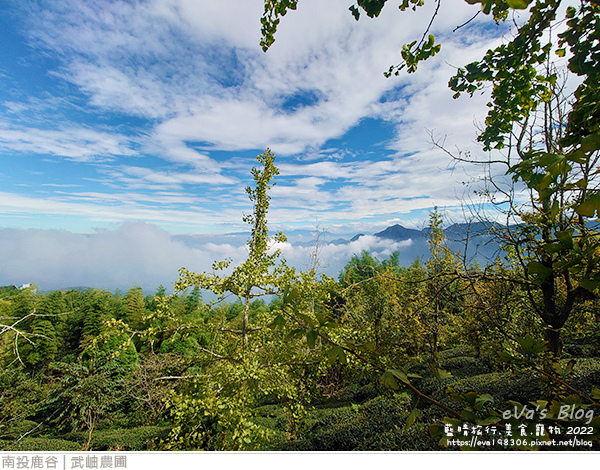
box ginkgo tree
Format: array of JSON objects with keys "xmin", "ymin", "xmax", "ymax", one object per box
[
  {"xmin": 446, "ymin": 1, "xmax": 600, "ymax": 355},
  {"xmin": 160, "ymin": 149, "xmax": 335, "ymax": 449},
  {"xmin": 175, "ymin": 148, "xmax": 292, "ymax": 348},
  {"xmin": 260, "ymin": 0, "xmax": 600, "ymax": 356}
]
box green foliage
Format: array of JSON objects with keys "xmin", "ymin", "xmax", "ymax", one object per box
[
  {"xmin": 422, "ymin": 209, "xmax": 462, "ymax": 363},
  {"xmin": 125, "ymin": 286, "xmax": 145, "ymax": 330},
  {"xmin": 385, "ymin": 34, "xmax": 441, "ymax": 75},
  {"xmin": 44, "ymin": 359, "xmax": 127, "ymax": 448},
  {"xmin": 437, "ymin": 354, "xmax": 492, "ymax": 379},
  {"xmin": 10, "ymin": 286, "xmax": 36, "ymax": 319},
  {"xmin": 0, "ymin": 419, "xmax": 39, "ymax": 441},
  {"xmin": 36, "ymin": 291, "xmax": 67, "ymax": 320},
  {"xmin": 150, "ymin": 150, "xmax": 327, "ymax": 450},
  {"xmin": 1, "ymin": 265, "xmax": 598, "ymax": 452},
  {"xmin": 260, "ymin": 0, "xmax": 298, "ymax": 51},
  {"xmin": 0, "ymin": 369, "xmax": 49, "ymax": 440},
  {"xmin": 338, "ymin": 250, "xmax": 382, "ymax": 285},
  {"xmin": 260, "ymin": 0, "xmax": 600, "ymax": 350},
  {"xmin": 569, "ymin": 358, "xmax": 600, "ymax": 392},
  {"xmin": 23, "ymin": 319, "xmax": 58, "ymax": 368},
  {"xmin": 1, "ymin": 437, "xmax": 82, "ymax": 452},
  {"xmin": 557, "ymin": 2, "xmax": 600, "ymax": 148},
  {"xmin": 445, "ymin": 1, "xmax": 600, "ymax": 357},
  {"xmin": 69, "ymin": 425, "xmax": 172, "ymax": 451},
  {"xmin": 163, "ymin": 384, "xmax": 265, "ymax": 451},
  {"xmin": 175, "ymin": 149, "xmax": 293, "ymax": 347},
  {"xmin": 450, "ymin": 0, "xmax": 561, "ymax": 150},
  {"xmin": 2, "ymin": 133, "xmax": 598, "ymax": 452},
  {"xmin": 281, "ymin": 394, "xmax": 421, "ymax": 451},
  {"xmin": 80, "ymin": 290, "xmax": 112, "ymax": 339},
  {"xmin": 86, "ymin": 323, "xmax": 139, "ymax": 367}
]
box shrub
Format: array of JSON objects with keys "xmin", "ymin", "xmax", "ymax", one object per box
[
  {"xmin": 445, "ymin": 370, "xmax": 542, "ymax": 403},
  {"xmin": 69, "ymin": 425, "xmax": 172, "ymax": 451},
  {"xmin": 438, "ymin": 346, "xmax": 476, "ymax": 361},
  {"xmin": 357, "ymin": 422, "xmax": 446, "ymax": 451},
  {"xmin": 333, "ymin": 383, "xmax": 379, "ymax": 403},
  {"xmin": 253, "ymin": 404, "xmax": 290, "ymax": 432},
  {"xmin": 568, "ymin": 358, "xmax": 600, "ymax": 393},
  {"xmin": 0, "ymin": 419, "xmax": 40, "ymax": 440},
  {"xmin": 279, "ymin": 394, "xmax": 414, "ymax": 451},
  {"xmin": 2, "ymin": 437, "xmax": 81, "ymax": 451}
]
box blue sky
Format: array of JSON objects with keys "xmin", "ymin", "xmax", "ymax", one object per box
[{"xmin": 0, "ymin": 0, "xmax": 517, "ymax": 291}]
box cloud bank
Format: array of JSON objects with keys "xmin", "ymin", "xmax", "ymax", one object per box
[{"xmin": 0, "ymin": 222, "xmax": 425, "ymax": 292}]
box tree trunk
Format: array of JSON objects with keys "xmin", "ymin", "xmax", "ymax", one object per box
[
  {"xmin": 243, "ymin": 291, "xmax": 251, "ymax": 348},
  {"xmin": 544, "ymin": 327, "xmax": 562, "ymax": 357}
]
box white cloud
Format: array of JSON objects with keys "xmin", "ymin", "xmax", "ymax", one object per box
[
  {"xmin": 0, "ymin": 122, "xmax": 138, "ymax": 162},
  {"xmin": 1, "ymin": 0, "xmax": 537, "ymax": 235},
  {"xmin": 18, "ymin": 0, "xmax": 493, "ymax": 160},
  {"xmin": 0, "ymin": 222, "xmax": 203, "ymax": 291},
  {"xmin": 0, "ymin": 221, "xmax": 427, "ymax": 291},
  {"xmin": 110, "ymin": 165, "xmax": 238, "ymax": 188},
  {"xmin": 0, "ymin": 191, "xmax": 245, "ymax": 232},
  {"xmin": 272, "ymin": 233, "xmax": 421, "ymax": 279}
]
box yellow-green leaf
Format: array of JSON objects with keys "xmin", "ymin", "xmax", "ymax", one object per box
[
  {"xmin": 506, "ymin": 0, "xmax": 532, "ymax": 9},
  {"xmin": 405, "ymin": 408, "xmax": 423, "ymax": 429}
]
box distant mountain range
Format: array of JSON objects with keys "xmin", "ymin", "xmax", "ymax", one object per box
[
  {"xmin": 374, "ymin": 224, "xmax": 423, "ymax": 241},
  {"xmin": 173, "ymin": 221, "xmax": 510, "ymax": 276},
  {"xmin": 328, "ymin": 222, "xmax": 506, "ymax": 268}
]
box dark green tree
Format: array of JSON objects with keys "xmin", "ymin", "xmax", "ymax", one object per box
[
  {"xmin": 125, "ymin": 286, "xmax": 145, "ymax": 330},
  {"xmin": 23, "ymin": 319, "xmax": 58, "ymax": 369},
  {"xmin": 184, "ymin": 286, "xmax": 202, "ymax": 316},
  {"xmin": 338, "ymin": 250, "xmax": 381, "ymax": 287}
]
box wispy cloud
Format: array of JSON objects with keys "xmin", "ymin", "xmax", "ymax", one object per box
[
  {"xmin": 0, "ymin": 191, "xmax": 244, "ymax": 231},
  {"xmin": 0, "ymin": 122, "xmax": 138, "ymax": 162},
  {"xmin": 0, "ymin": 0, "xmax": 524, "ymax": 290},
  {"xmin": 106, "ymin": 165, "xmax": 238, "ymax": 189}
]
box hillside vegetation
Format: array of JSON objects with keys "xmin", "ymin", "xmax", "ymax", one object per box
[{"xmin": 1, "ymin": 151, "xmax": 599, "ymax": 451}]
